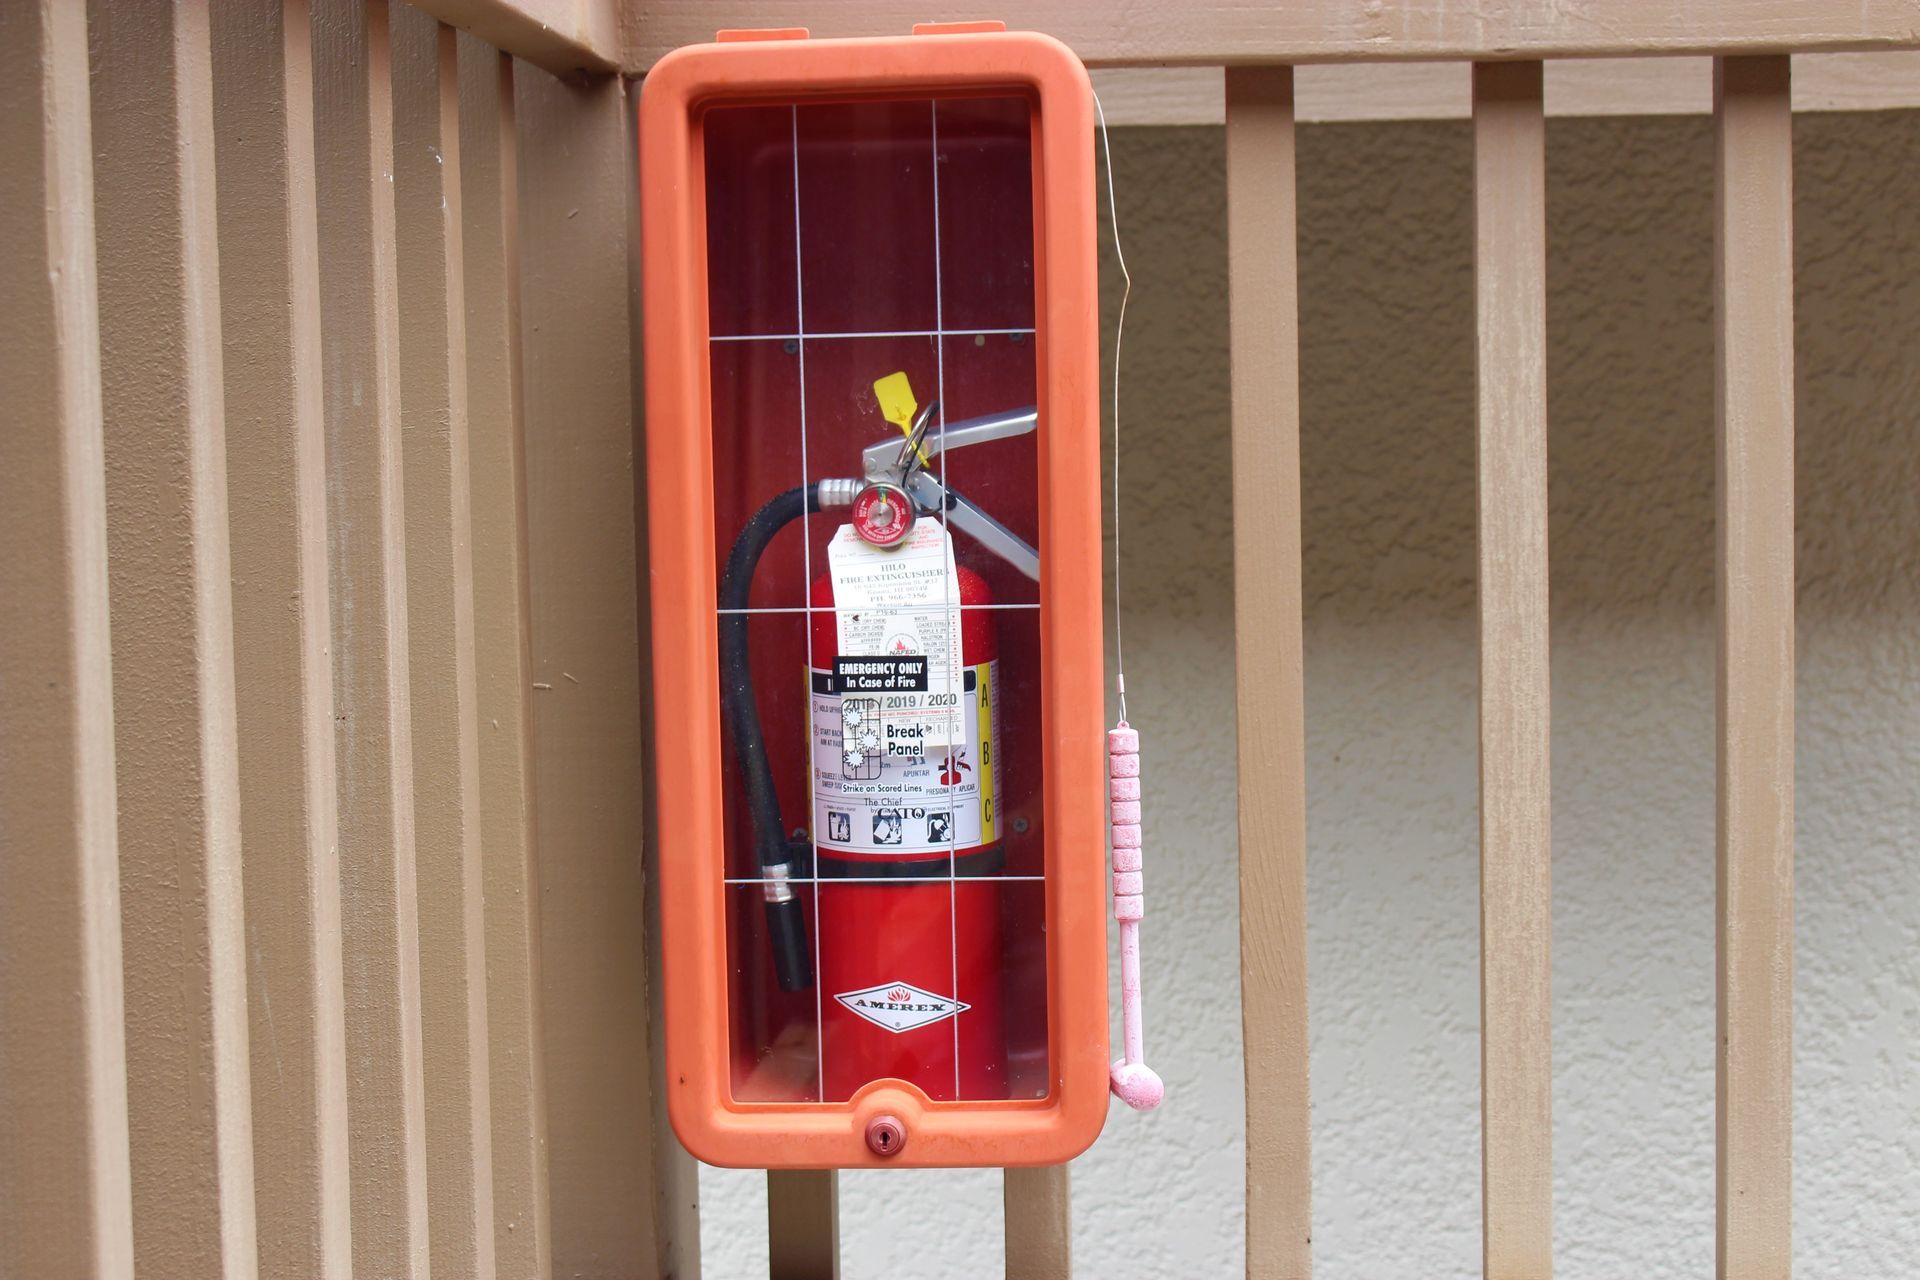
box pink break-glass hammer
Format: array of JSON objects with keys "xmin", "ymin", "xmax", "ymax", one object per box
[{"xmin": 1107, "ymin": 722, "xmax": 1164, "ymax": 1111}]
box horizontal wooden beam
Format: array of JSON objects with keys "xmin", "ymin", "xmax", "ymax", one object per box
[
  {"xmin": 449, "ymin": 3, "xmax": 1920, "ymax": 104},
  {"xmin": 622, "ymin": 2, "xmax": 1920, "ymax": 73},
  {"xmin": 410, "ymin": 0, "xmax": 619, "ymax": 78},
  {"xmin": 1089, "ymin": 51, "xmax": 1920, "ymax": 125}
]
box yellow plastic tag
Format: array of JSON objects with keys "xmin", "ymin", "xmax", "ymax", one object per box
[
  {"xmin": 872, "ymin": 370, "xmax": 918, "ymax": 428},
  {"xmin": 871, "ymin": 370, "xmax": 932, "ymax": 468}
]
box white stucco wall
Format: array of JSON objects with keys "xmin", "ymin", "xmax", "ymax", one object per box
[{"xmin": 697, "ymin": 111, "xmax": 1919, "ymax": 1278}]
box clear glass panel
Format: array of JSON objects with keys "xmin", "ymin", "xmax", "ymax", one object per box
[{"xmin": 706, "ymin": 95, "xmax": 1046, "ymax": 1106}]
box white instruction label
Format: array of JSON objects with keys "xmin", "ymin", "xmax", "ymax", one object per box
[
  {"xmin": 810, "ymin": 662, "xmax": 998, "ymax": 857},
  {"xmin": 826, "ymin": 521, "xmax": 966, "ymax": 753}
]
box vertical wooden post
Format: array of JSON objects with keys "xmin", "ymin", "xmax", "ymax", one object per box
[
  {"xmin": 1225, "ymin": 63, "xmax": 1314, "ymax": 1280},
  {"xmin": 391, "ymin": 11, "xmax": 499, "ymax": 1278},
  {"xmin": 518, "ymin": 65, "xmax": 682, "ymax": 1277},
  {"xmin": 459, "ymin": 36, "xmax": 554, "ymax": 1280},
  {"xmin": 311, "ymin": 2, "xmax": 433, "ymax": 1275},
  {"xmin": 768, "ymin": 1170, "xmax": 840, "ymax": 1280},
  {"xmin": 1713, "ymin": 54, "xmax": 1795, "ymax": 1280},
  {"xmin": 89, "ymin": 0, "xmax": 260, "ymax": 1273},
  {"xmin": 208, "ymin": 1, "xmax": 352, "ymax": 1276},
  {"xmin": 1472, "ymin": 59, "xmax": 1554, "ymax": 1280},
  {"xmin": 1004, "ymin": 1165, "xmax": 1072, "ymax": 1280},
  {"xmin": 0, "ymin": 3, "xmax": 135, "ymax": 1276}
]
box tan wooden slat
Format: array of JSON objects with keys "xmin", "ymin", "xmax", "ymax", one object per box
[
  {"xmin": 409, "ymin": 0, "xmax": 619, "ymax": 78},
  {"xmin": 208, "ymin": 3, "xmax": 353, "ymax": 1274},
  {"xmin": 0, "ymin": 4, "xmax": 135, "ymax": 1276},
  {"xmin": 391, "ymin": 11, "xmax": 499, "ymax": 1278},
  {"xmin": 311, "ymin": 2, "xmax": 433, "ymax": 1275},
  {"xmin": 1003, "ymin": 1166, "xmax": 1071, "ymax": 1280},
  {"xmin": 518, "ymin": 64, "xmax": 680, "ymax": 1277},
  {"xmin": 624, "ymin": 1, "xmax": 1920, "ymax": 72},
  {"xmin": 1713, "ymin": 54, "xmax": 1795, "ymax": 1280},
  {"xmin": 768, "ymin": 1170, "xmax": 840, "ymax": 1280},
  {"xmin": 1472, "ymin": 59, "xmax": 1554, "ymax": 1280},
  {"xmin": 458, "ymin": 35, "xmax": 554, "ymax": 1280},
  {"xmin": 87, "ymin": 0, "xmax": 260, "ymax": 1274},
  {"xmin": 1225, "ymin": 64, "xmax": 1313, "ymax": 1280}
]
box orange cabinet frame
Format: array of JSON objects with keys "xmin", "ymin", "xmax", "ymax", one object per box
[{"xmin": 640, "ymin": 25, "xmax": 1107, "ymax": 1169}]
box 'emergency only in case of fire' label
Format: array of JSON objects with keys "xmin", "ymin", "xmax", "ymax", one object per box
[{"xmin": 826, "ymin": 521, "xmax": 966, "ymax": 753}]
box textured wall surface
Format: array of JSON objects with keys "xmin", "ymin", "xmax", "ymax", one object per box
[{"xmin": 699, "ymin": 111, "xmax": 1919, "ymax": 1278}]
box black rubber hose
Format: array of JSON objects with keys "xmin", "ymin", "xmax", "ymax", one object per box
[{"xmin": 719, "ymin": 484, "xmax": 820, "ymax": 992}]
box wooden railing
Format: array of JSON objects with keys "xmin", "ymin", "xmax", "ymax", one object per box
[
  {"xmin": 1220, "ymin": 44, "xmax": 1805, "ymax": 1280},
  {"xmin": 2, "ymin": 2, "xmax": 676, "ymax": 1277},
  {"xmin": 2, "ymin": 2, "xmax": 1910, "ymax": 1278}
]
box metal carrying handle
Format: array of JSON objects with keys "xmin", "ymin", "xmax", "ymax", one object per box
[{"xmin": 862, "ymin": 404, "xmax": 1039, "ymax": 477}]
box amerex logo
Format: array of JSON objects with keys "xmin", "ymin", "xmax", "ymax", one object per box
[{"xmin": 832, "ymin": 980, "xmax": 970, "ymax": 1034}]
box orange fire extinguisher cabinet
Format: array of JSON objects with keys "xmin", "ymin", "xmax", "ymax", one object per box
[{"xmin": 640, "ymin": 22, "xmax": 1107, "ymax": 1169}]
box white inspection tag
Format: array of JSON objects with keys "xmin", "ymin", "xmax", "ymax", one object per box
[{"xmin": 826, "ymin": 520, "xmax": 966, "ymax": 754}]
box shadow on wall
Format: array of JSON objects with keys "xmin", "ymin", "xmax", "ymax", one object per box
[
  {"xmin": 1297, "ymin": 113, "xmax": 1909, "ymax": 626},
  {"xmin": 1095, "ymin": 113, "xmax": 1918, "ymax": 628}
]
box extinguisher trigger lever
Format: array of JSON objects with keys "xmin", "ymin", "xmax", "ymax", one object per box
[
  {"xmin": 906, "ymin": 475, "xmax": 1040, "ymax": 582},
  {"xmin": 848, "ymin": 404, "xmax": 1042, "ymax": 581}
]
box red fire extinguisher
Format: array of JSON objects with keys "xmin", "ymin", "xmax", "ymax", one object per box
[{"xmin": 719, "ymin": 401, "xmax": 1039, "ymax": 1104}]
